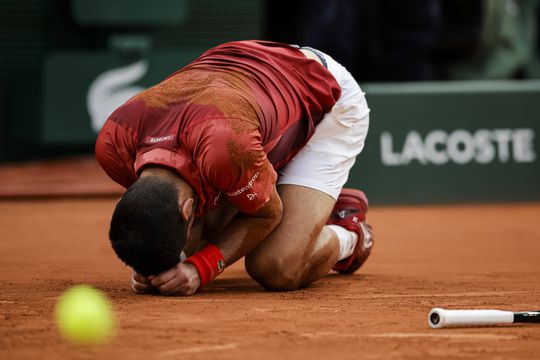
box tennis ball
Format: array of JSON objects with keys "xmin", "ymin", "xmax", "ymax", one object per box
[{"xmin": 55, "ymin": 285, "xmax": 116, "ymax": 345}]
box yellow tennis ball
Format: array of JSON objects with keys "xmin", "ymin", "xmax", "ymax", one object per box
[{"xmin": 55, "ymin": 285, "xmax": 116, "ymax": 345}]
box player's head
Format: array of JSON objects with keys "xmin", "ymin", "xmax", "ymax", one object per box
[{"xmin": 108, "ymin": 174, "xmax": 196, "ymax": 276}]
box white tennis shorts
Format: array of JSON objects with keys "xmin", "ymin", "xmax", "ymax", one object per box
[{"xmin": 277, "ymin": 49, "xmax": 370, "ymax": 199}]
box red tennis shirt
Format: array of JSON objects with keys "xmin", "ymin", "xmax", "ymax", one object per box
[{"xmin": 96, "ymin": 40, "xmax": 341, "ymax": 216}]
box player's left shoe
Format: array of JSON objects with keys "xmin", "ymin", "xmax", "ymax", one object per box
[{"xmin": 327, "ymin": 188, "xmax": 374, "ymax": 274}]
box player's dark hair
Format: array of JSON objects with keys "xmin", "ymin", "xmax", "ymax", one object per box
[{"xmin": 109, "ymin": 176, "xmax": 187, "ymax": 276}]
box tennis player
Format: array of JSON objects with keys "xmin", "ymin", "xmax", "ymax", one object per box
[{"xmin": 95, "ymin": 40, "xmax": 374, "ymax": 296}]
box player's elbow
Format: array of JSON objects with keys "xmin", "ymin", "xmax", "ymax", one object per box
[
  {"xmin": 268, "ymin": 198, "xmax": 283, "ymax": 229},
  {"xmin": 254, "ymin": 188, "xmax": 283, "ymax": 227},
  {"xmin": 247, "ymin": 199, "xmax": 282, "ymax": 235}
]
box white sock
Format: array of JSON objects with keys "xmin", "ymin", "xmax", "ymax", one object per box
[{"xmin": 327, "ymin": 225, "xmax": 359, "ymax": 260}]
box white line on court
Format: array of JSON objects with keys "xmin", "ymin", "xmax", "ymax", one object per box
[
  {"xmin": 367, "ymin": 332, "xmax": 518, "ymax": 340},
  {"xmin": 157, "ymin": 343, "xmax": 238, "ymax": 357},
  {"xmin": 300, "ymin": 332, "xmax": 518, "ymax": 340},
  {"xmin": 172, "ymin": 291, "xmax": 538, "ymax": 302}
]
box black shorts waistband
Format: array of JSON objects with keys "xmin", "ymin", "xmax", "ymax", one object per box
[
  {"xmin": 290, "ymin": 44, "xmax": 328, "ymax": 69},
  {"xmin": 300, "ymin": 46, "xmax": 328, "ymax": 69}
]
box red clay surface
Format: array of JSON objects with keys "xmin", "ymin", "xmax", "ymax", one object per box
[
  {"xmin": 0, "ymin": 156, "xmax": 122, "ymax": 197},
  {"xmin": 1, "ymin": 158, "xmax": 539, "ymax": 359}
]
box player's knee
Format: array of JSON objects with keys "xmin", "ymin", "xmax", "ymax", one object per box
[{"xmin": 245, "ymin": 253, "xmax": 304, "ymax": 291}]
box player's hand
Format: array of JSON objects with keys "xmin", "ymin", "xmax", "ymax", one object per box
[
  {"xmin": 149, "ymin": 262, "xmax": 201, "ymax": 296},
  {"xmin": 130, "ymin": 270, "xmax": 158, "ymax": 294}
]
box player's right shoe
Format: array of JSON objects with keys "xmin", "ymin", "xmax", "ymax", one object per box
[{"xmin": 327, "ymin": 188, "xmax": 374, "ymax": 274}]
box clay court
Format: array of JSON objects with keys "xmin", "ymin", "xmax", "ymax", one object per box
[{"xmin": 0, "ymin": 157, "xmax": 539, "ymax": 359}]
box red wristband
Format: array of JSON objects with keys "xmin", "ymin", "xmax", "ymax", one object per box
[{"xmin": 184, "ymin": 244, "xmax": 225, "ymax": 288}]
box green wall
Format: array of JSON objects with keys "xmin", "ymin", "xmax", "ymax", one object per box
[
  {"xmin": 2, "ymin": 0, "xmax": 538, "ymax": 203},
  {"xmin": 348, "ymin": 81, "xmax": 540, "ymax": 203},
  {"xmin": 1, "ymin": 0, "xmax": 263, "ymax": 161}
]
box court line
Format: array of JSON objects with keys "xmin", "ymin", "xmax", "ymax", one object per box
[
  {"xmin": 175, "ymin": 291, "xmax": 538, "ymax": 302},
  {"xmin": 368, "ymin": 332, "xmax": 518, "ymax": 340},
  {"xmin": 300, "ymin": 331, "xmax": 517, "ymax": 340},
  {"xmin": 343, "ymin": 291, "xmax": 537, "ymax": 299},
  {"xmin": 157, "ymin": 343, "xmax": 238, "ymax": 357}
]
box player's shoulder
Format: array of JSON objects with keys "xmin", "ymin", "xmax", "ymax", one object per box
[
  {"xmin": 189, "ymin": 119, "xmax": 262, "ymax": 170},
  {"xmin": 188, "ymin": 117, "xmax": 260, "ymax": 145},
  {"xmin": 107, "ymin": 97, "xmax": 147, "ymax": 128},
  {"xmin": 186, "ymin": 118, "xmax": 233, "ymax": 144}
]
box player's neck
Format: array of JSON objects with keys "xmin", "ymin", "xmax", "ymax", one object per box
[{"xmin": 139, "ymin": 166, "xmax": 195, "ymax": 200}]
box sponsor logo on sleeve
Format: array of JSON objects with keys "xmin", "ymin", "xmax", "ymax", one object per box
[{"xmin": 145, "ymin": 135, "xmax": 176, "ymax": 144}]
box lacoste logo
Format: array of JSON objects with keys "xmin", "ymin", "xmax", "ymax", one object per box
[{"xmin": 88, "ymin": 60, "xmax": 148, "ymax": 133}]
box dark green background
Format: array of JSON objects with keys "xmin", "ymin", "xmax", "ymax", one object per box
[
  {"xmin": 1, "ymin": 0, "xmax": 538, "ymax": 204},
  {"xmin": 37, "ymin": 54, "xmax": 540, "ymax": 203},
  {"xmin": 348, "ymin": 82, "xmax": 540, "ymax": 204}
]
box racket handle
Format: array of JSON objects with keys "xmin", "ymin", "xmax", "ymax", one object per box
[
  {"xmin": 513, "ymin": 311, "xmax": 540, "ymax": 323},
  {"xmin": 428, "ymin": 308, "xmax": 514, "ymax": 328}
]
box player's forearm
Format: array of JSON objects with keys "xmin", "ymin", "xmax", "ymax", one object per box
[
  {"xmin": 182, "ymin": 210, "xmax": 281, "ymax": 290},
  {"xmin": 214, "ymin": 188, "xmax": 283, "ymax": 265},
  {"xmin": 214, "ymin": 212, "xmax": 282, "ymax": 266},
  {"xmin": 184, "ymin": 188, "xmax": 283, "ymax": 289}
]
